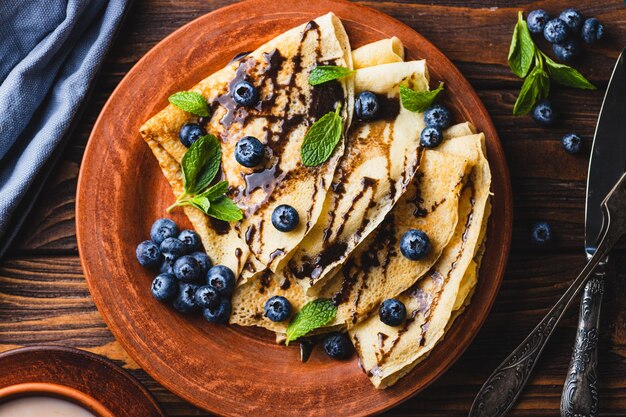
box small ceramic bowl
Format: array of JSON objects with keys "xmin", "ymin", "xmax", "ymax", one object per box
[{"xmin": 0, "ymin": 382, "xmax": 115, "ymax": 417}]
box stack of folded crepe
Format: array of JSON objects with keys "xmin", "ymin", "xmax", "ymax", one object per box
[{"xmin": 139, "ymin": 13, "xmax": 491, "ymax": 389}]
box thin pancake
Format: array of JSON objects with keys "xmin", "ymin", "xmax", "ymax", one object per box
[
  {"xmin": 140, "ymin": 13, "xmax": 353, "ymax": 276},
  {"xmin": 348, "ymin": 132, "xmax": 491, "ymax": 388},
  {"xmin": 352, "ymin": 37, "xmax": 404, "ymax": 69}
]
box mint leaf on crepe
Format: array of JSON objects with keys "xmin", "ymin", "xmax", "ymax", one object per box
[
  {"xmin": 513, "ymin": 65, "xmax": 549, "ymax": 115},
  {"xmin": 544, "ymin": 55, "xmax": 596, "ymax": 90},
  {"xmin": 201, "ymin": 181, "xmax": 229, "ymax": 201},
  {"xmin": 181, "ymin": 134, "xmax": 222, "ymax": 195},
  {"xmin": 308, "ymin": 65, "xmax": 355, "ymax": 86},
  {"xmin": 206, "ymin": 196, "xmax": 243, "ymax": 222},
  {"xmin": 301, "ymin": 105, "xmax": 343, "ymax": 167},
  {"xmin": 286, "ymin": 299, "xmax": 337, "ymax": 345},
  {"xmin": 400, "ymin": 83, "xmax": 444, "ymax": 113},
  {"xmin": 169, "ymin": 91, "xmax": 210, "ymax": 117},
  {"xmin": 508, "ymin": 11, "xmax": 535, "ymax": 78}
]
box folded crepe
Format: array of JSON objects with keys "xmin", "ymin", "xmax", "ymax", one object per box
[
  {"xmin": 140, "ymin": 13, "xmax": 354, "ymax": 277},
  {"xmin": 349, "ymin": 132, "xmax": 491, "ymax": 389},
  {"xmin": 229, "ymin": 123, "xmax": 475, "ymax": 333}
]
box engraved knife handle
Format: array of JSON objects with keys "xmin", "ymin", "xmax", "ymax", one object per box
[{"xmin": 560, "ymin": 265, "xmax": 605, "ymax": 417}]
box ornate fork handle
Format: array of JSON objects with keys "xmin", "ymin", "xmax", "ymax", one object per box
[
  {"xmin": 560, "ymin": 265, "xmax": 605, "ymax": 417},
  {"xmin": 470, "ymin": 193, "xmax": 626, "ymax": 417}
]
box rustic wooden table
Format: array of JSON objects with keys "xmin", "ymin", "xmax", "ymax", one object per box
[{"xmin": 1, "ymin": 1, "xmax": 625, "ymax": 416}]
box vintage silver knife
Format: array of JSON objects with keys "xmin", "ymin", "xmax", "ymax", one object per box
[
  {"xmin": 560, "ymin": 48, "xmax": 626, "ymax": 417},
  {"xmin": 469, "ymin": 48, "xmax": 626, "ymax": 417}
]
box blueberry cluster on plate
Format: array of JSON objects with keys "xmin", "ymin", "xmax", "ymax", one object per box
[
  {"xmin": 136, "ymin": 218, "xmax": 235, "ymax": 323},
  {"xmin": 527, "ymin": 8, "xmax": 604, "ymax": 62}
]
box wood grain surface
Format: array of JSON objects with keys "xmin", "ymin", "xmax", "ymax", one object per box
[{"xmin": 1, "ymin": 1, "xmax": 626, "ymax": 416}]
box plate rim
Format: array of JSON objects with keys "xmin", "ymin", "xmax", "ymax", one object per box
[{"xmin": 76, "ymin": 1, "xmax": 513, "ymax": 415}]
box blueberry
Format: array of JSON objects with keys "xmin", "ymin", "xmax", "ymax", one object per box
[
  {"xmin": 531, "ymin": 100, "xmax": 556, "ymax": 127},
  {"xmin": 527, "ymin": 9, "xmax": 550, "ymax": 34},
  {"xmin": 173, "ymin": 255, "xmax": 201, "ymax": 282},
  {"xmin": 562, "ymin": 133, "xmax": 583, "ymax": 154},
  {"xmin": 235, "ymin": 136, "xmax": 265, "ymax": 168},
  {"xmin": 178, "ymin": 229, "xmax": 201, "ymax": 253},
  {"xmin": 159, "ymin": 257, "xmax": 175, "ymax": 275},
  {"xmin": 553, "ymin": 40, "xmax": 580, "ymax": 62},
  {"xmin": 232, "ymin": 81, "xmax": 258, "ymax": 107},
  {"xmin": 543, "ymin": 18, "xmax": 569, "ymax": 44},
  {"xmin": 160, "ymin": 237, "xmax": 186, "ymax": 258},
  {"xmin": 202, "ymin": 298, "xmax": 232, "ymax": 323},
  {"xmin": 355, "ymin": 91, "xmax": 379, "ymax": 121},
  {"xmin": 190, "ymin": 251, "xmax": 212, "ymax": 276},
  {"xmin": 150, "ymin": 218, "xmax": 178, "ymax": 245},
  {"xmin": 151, "ymin": 274, "xmax": 178, "ymax": 301},
  {"xmin": 581, "ymin": 18, "xmax": 604, "ymax": 44},
  {"xmin": 264, "ymin": 296, "xmax": 292, "ymax": 322},
  {"xmin": 379, "ymin": 298, "xmax": 407, "ymax": 326},
  {"xmin": 532, "ymin": 221, "xmax": 552, "ymax": 246},
  {"xmin": 424, "ymin": 104, "xmax": 452, "ymax": 130},
  {"xmin": 271, "ymin": 204, "xmax": 299, "ymax": 232},
  {"xmin": 400, "ymin": 229, "xmax": 431, "ymax": 261},
  {"xmin": 172, "ymin": 283, "xmax": 199, "ymax": 313},
  {"xmin": 322, "ymin": 333, "xmax": 353, "ymax": 360},
  {"xmin": 559, "ymin": 9, "xmax": 583, "ymax": 33},
  {"xmin": 179, "ymin": 123, "xmax": 206, "ymax": 148},
  {"xmin": 136, "ymin": 240, "xmax": 162, "ymax": 268},
  {"xmin": 194, "ymin": 285, "xmax": 220, "ymax": 308},
  {"xmin": 420, "ymin": 127, "xmax": 443, "ymax": 149},
  {"xmin": 206, "ymin": 265, "xmax": 236, "ymax": 296}
]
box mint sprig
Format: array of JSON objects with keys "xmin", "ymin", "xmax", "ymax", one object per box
[
  {"xmin": 285, "ymin": 299, "xmax": 337, "ymax": 345},
  {"xmin": 308, "ymin": 65, "xmax": 355, "ymax": 86},
  {"xmin": 509, "ymin": 11, "xmax": 596, "ymax": 115},
  {"xmin": 167, "ymin": 135, "xmax": 243, "ymax": 222},
  {"xmin": 400, "ymin": 82, "xmax": 444, "ymax": 113},
  {"xmin": 300, "ymin": 104, "xmax": 343, "ymax": 167},
  {"xmin": 169, "ymin": 91, "xmax": 210, "ymax": 117}
]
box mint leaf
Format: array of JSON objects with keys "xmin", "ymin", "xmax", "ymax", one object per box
[
  {"xmin": 400, "ymin": 82, "xmax": 444, "ymax": 113},
  {"xmin": 508, "ymin": 11, "xmax": 535, "ymax": 78},
  {"xmin": 309, "ymin": 66, "xmax": 355, "ymax": 86},
  {"xmin": 181, "ymin": 134, "xmax": 222, "ymax": 195},
  {"xmin": 301, "ymin": 105, "xmax": 343, "ymax": 167},
  {"xmin": 206, "ymin": 196, "xmax": 243, "ymax": 222},
  {"xmin": 201, "ymin": 181, "xmax": 229, "ymax": 201},
  {"xmin": 513, "ymin": 66, "xmax": 549, "ymax": 115},
  {"xmin": 544, "ymin": 56, "xmax": 596, "ymax": 90},
  {"xmin": 285, "ymin": 299, "xmax": 337, "ymax": 345},
  {"xmin": 169, "ymin": 91, "xmax": 210, "ymax": 117},
  {"xmin": 187, "ymin": 195, "xmax": 211, "ymax": 212}
]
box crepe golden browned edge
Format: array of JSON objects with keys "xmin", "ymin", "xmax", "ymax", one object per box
[
  {"xmin": 349, "ymin": 132, "xmax": 491, "ymax": 389},
  {"xmin": 284, "ymin": 60, "xmax": 430, "ymax": 296},
  {"xmin": 352, "ymin": 37, "xmax": 404, "ymax": 69},
  {"xmin": 139, "ymin": 13, "xmax": 354, "ymax": 277},
  {"xmin": 229, "ymin": 125, "xmax": 475, "ymax": 334}
]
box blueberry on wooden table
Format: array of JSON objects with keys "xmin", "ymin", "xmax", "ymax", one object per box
[
  {"xmin": 173, "ymin": 255, "xmax": 201, "ymax": 283},
  {"xmin": 424, "ymin": 104, "xmax": 452, "ymax": 130},
  {"xmin": 235, "ymin": 136, "xmax": 265, "ymax": 167},
  {"xmin": 206, "ymin": 265, "xmax": 236, "ymax": 296},
  {"xmin": 420, "ymin": 127, "xmax": 443, "ymax": 149},
  {"xmin": 532, "ymin": 221, "xmax": 553, "ymax": 246},
  {"xmin": 151, "ymin": 274, "xmax": 178, "ymax": 301},
  {"xmin": 400, "ymin": 229, "xmax": 431, "ymax": 261},
  {"xmin": 531, "ymin": 100, "xmax": 556, "ymax": 127},
  {"xmin": 264, "ymin": 296, "xmax": 292, "ymax": 322},
  {"xmin": 232, "ymin": 80, "xmax": 258, "ymax": 107},
  {"xmin": 543, "ymin": 18, "xmax": 569, "ymax": 44},
  {"xmin": 379, "ymin": 298, "xmax": 407, "ymax": 327},
  {"xmin": 559, "ymin": 9, "xmax": 583, "ymax": 33},
  {"xmin": 173, "ymin": 283, "xmax": 200, "ymax": 313},
  {"xmin": 178, "ymin": 229, "xmax": 201, "ymax": 253},
  {"xmin": 322, "ymin": 333, "xmax": 353, "ymax": 360},
  {"xmin": 194, "ymin": 285, "xmax": 220, "ymax": 309},
  {"xmin": 160, "ymin": 237, "xmax": 187, "ymax": 258},
  {"xmin": 355, "ymin": 91, "xmax": 379, "ymax": 121},
  {"xmin": 581, "ymin": 18, "xmax": 604, "ymax": 44},
  {"xmin": 190, "ymin": 251, "xmax": 212, "ymax": 276},
  {"xmin": 561, "ymin": 133, "xmax": 583, "ymax": 154},
  {"xmin": 271, "ymin": 204, "xmax": 299, "ymax": 232},
  {"xmin": 526, "ymin": 9, "xmax": 550, "ymax": 34},
  {"xmin": 203, "ymin": 298, "xmax": 232, "ymax": 324},
  {"xmin": 150, "ymin": 218, "xmax": 178, "ymax": 245},
  {"xmin": 552, "ymin": 40, "xmax": 580, "ymax": 62},
  {"xmin": 136, "ymin": 240, "xmax": 162, "ymax": 268},
  {"xmin": 179, "ymin": 123, "xmax": 206, "ymax": 147},
  {"xmin": 159, "ymin": 257, "xmax": 175, "ymax": 275}
]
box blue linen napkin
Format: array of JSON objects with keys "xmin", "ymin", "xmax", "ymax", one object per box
[{"xmin": 0, "ymin": 0, "xmax": 130, "ymax": 241}]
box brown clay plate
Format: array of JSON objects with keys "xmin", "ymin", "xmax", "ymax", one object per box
[
  {"xmin": 76, "ymin": 1, "xmax": 513, "ymax": 415},
  {"xmin": 0, "ymin": 346, "xmax": 164, "ymax": 417}
]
